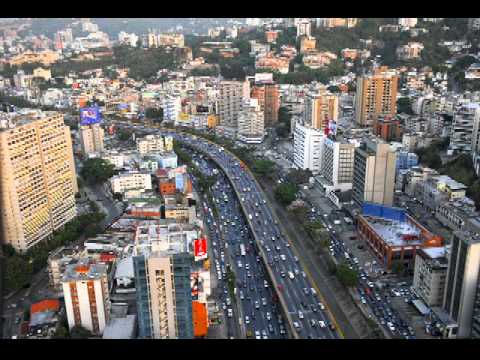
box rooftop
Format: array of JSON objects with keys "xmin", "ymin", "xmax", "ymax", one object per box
[
  {"xmin": 366, "ymin": 216, "xmax": 424, "ymax": 247},
  {"xmin": 62, "ymin": 259, "xmax": 107, "ymax": 282}
]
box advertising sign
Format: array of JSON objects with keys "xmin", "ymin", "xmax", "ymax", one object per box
[
  {"xmin": 194, "ymin": 238, "xmax": 208, "ymax": 260},
  {"xmin": 79, "ymin": 106, "xmax": 102, "ymax": 125}
]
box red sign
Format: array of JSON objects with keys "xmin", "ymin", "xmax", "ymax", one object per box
[{"xmin": 194, "ymin": 238, "xmax": 207, "ymax": 258}]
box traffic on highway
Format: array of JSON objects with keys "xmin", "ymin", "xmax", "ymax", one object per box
[{"xmin": 169, "ymin": 130, "xmax": 339, "ymax": 339}]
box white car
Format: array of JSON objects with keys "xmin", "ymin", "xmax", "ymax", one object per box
[
  {"xmin": 245, "ymin": 316, "xmax": 250, "ymax": 324},
  {"xmin": 280, "ymin": 254, "xmax": 286, "ymax": 261},
  {"xmin": 319, "ymin": 321, "xmax": 326, "ymax": 328},
  {"xmin": 255, "ymin": 330, "xmax": 261, "ymax": 339},
  {"xmin": 227, "ymin": 309, "xmax": 233, "ymax": 318},
  {"xmin": 298, "ymin": 311, "xmax": 304, "ymax": 319},
  {"xmin": 318, "ymin": 302, "xmax": 325, "ymax": 310}
]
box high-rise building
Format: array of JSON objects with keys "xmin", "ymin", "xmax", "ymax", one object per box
[
  {"xmin": 217, "ymin": 80, "xmax": 244, "ymax": 129},
  {"xmin": 0, "ymin": 113, "xmax": 78, "ymax": 252},
  {"xmin": 355, "ymin": 67, "xmax": 399, "ymax": 126},
  {"xmin": 79, "ymin": 123, "xmax": 104, "ymax": 155},
  {"xmin": 443, "ymin": 222, "xmax": 480, "ymax": 338},
  {"xmin": 449, "ymin": 103, "xmax": 480, "ymax": 156},
  {"xmin": 352, "ymin": 139, "xmax": 396, "ymax": 206},
  {"xmin": 293, "ymin": 123, "xmax": 324, "ymax": 174},
  {"xmin": 250, "ymin": 82, "xmax": 280, "ymax": 127},
  {"xmin": 320, "ymin": 136, "xmax": 356, "ymax": 192},
  {"xmin": 304, "ymin": 90, "xmax": 339, "ymax": 131},
  {"xmin": 296, "ymin": 19, "xmax": 311, "ymax": 38},
  {"xmin": 61, "ymin": 260, "xmax": 111, "ymax": 335},
  {"xmin": 300, "ymin": 36, "xmax": 316, "ymax": 53},
  {"xmin": 237, "ymin": 98, "xmax": 265, "ymax": 144},
  {"xmin": 133, "ymin": 222, "xmax": 195, "ymax": 339}
]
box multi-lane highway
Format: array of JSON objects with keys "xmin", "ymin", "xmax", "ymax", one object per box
[
  {"xmin": 170, "ymin": 131, "xmax": 339, "ymax": 339},
  {"xmin": 191, "ymin": 152, "xmax": 286, "ymax": 339}
]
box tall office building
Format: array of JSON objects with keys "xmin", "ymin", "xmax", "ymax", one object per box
[
  {"xmin": 134, "ymin": 252, "xmax": 193, "ymax": 339},
  {"xmin": 250, "ymin": 82, "xmax": 280, "ymax": 127},
  {"xmin": 61, "ymin": 260, "xmax": 111, "ymax": 335},
  {"xmin": 443, "ymin": 222, "xmax": 480, "ymax": 338},
  {"xmin": 217, "ymin": 80, "xmax": 244, "ymax": 129},
  {"xmin": 293, "ymin": 123, "xmax": 324, "ymax": 175},
  {"xmin": 79, "ymin": 123, "xmax": 104, "ymax": 155},
  {"xmin": 237, "ymin": 98, "xmax": 265, "ymax": 144},
  {"xmin": 355, "ymin": 67, "xmax": 399, "ymax": 126},
  {"xmin": 304, "ymin": 90, "xmax": 339, "ymax": 131},
  {"xmin": 352, "ymin": 139, "xmax": 396, "ymax": 206},
  {"xmin": 320, "ymin": 136, "xmax": 356, "ymax": 192},
  {"xmin": 0, "ymin": 113, "xmax": 78, "ymax": 252}
]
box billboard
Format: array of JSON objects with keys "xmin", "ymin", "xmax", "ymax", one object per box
[
  {"xmin": 80, "ymin": 106, "xmax": 102, "ymax": 125},
  {"xmin": 194, "ymin": 238, "xmax": 208, "ymax": 260}
]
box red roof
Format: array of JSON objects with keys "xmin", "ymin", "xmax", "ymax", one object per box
[{"xmin": 30, "ymin": 299, "xmax": 60, "ymax": 314}]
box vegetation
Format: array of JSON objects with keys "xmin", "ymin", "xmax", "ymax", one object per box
[
  {"xmin": 189, "ymin": 67, "xmax": 219, "ymax": 77},
  {"xmin": 335, "ymin": 262, "xmax": 359, "ymax": 287},
  {"xmin": 251, "ymin": 159, "xmax": 276, "ymax": 178},
  {"xmin": 80, "ymin": 158, "xmax": 117, "ymax": 185},
  {"xmin": 69, "ymin": 325, "xmax": 94, "ymax": 339},
  {"xmin": 274, "ymin": 182, "xmax": 298, "ymax": 206},
  {"xmin": 2, "ymin": 206, "xmax": 105, "ymax": 294},
  {"xmin": 397, "ymin": 97, "xmax": 414, "ymax": 115},
  {"xmin": 116, "ymin": 128, "xmax": 133, "ymax": 141},
  {"xmin": 145, "ymin": 107, "xmax": 164, "ymax": 122},
  {"xmin": 416, "ymin": 138, "xmax": 449, "ymax": 169},
  {"xmin": 286, "ymin": 169, "xmax": 312, "ymax": 185},
  {"xmin": 51, "ymin": 57, "xmax": 115, "ymax": 78}
]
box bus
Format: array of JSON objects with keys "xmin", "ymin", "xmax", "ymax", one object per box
[{"xmin": 240, "ymin": 244, "xmax": 246, "ymax": 256}]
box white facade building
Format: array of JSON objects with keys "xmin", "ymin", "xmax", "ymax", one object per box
[
  {"xmin": 320, "ymin": 136, "xmax": 357, "ymax": 192},
  {"xmin": 136, "ymin": 135, "xmax": 173, "ymax": 155},
  {"xmin": 110, "ymin": 172, "xmax": 152, "ymax": 194},
  {"xmin": 293, "ymin": 122, "xmax": 324, "ymax": 174},
  {"xmin": 237, "ymin": 98, "xmax": 265, "ymax": 144}
]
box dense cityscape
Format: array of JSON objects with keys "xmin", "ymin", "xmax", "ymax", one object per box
[{"xmin": 0, "ymin": 17, "xmax": 479, "ymax": 340}]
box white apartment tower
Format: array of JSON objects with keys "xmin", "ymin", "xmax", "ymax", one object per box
[
  {"xmin": 237, "ymin": 98, "xmax": 265, "ymax": 144},
  {"xmin": 218, "ymin": 80, "xmax": 245, "ymax": 129},
  {"xmin": 62, "ymin": 261, "xmax": 111, "ymax": 335},
  {"xmin": 320, "ymin": 136, "xmax": 356, "ymax": 192},
  {"xmin": 293, "ymin": 122, "xmax": 324, "ymax": 174}
]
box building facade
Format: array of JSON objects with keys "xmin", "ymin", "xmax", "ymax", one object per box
[
  {"xmin": 293, "ymin": 123, "xmax": 324, "ymax": 174},
  {"xmin": 237, "ymin": 98, "xmax": 265, "ymax": 144},
  {"xmin": 79, "ymin": 123, "xmax": 104, "ymax": 155},
  {"xmin": 0, "ymin": 113, "xmax": 78, "ymax": 252},
  {"xmin": 352, "ymin": 140, "xmax": 396, "ymax": 206},
  {"xmin": 413, "ymin": 247, "xmax": 448, "ymax": 307},
  {"xmin": 320, "ymin": 136, "xmax": 356, "ymax": 192},
  {"xmin": 304, "ymin": 90, "xmax": 339, "ymax": 131},
  {"xmin": 355, "ymin": 67, "xmax": 399, "ymax": 126}
]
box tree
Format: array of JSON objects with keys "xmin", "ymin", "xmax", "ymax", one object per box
[
  {"xmin": 286, "ymin": 169, "xmax": 312, "ymax": 185},
  {"xmin": 2, "ymin": 244, "xmax": 16, "ymax": 257},
  {"xmin": 53, "ymin": 325, "xmax": 70, "ymax": 339},
  {"xmin": 397, "ymin": 97, "xmax": 414, "ymax": 115},
  {"xmin": 252, "ymin": 159, "xmax": 276, "ymax": 177},
  {"xmin": 70, "ymin": 325, "xmax": 94, "ymax": 339},
  {"xmin": 391, "ymin": 261, "xmax": 405, "ymax": 276},
  {"xmin": 274, "ymin": 182, "xmax": 298, "ymax": 206},
  {"xmin": 4, "ymin": 255, "xmax": 32, "ymax": 292},
  {"xmin": 80, "ymin": 158, "xmax": 117, "ymax": 185},
  {"xmin": 117, "ymin": 128, "xmax": 132, "ymax": 141},
  {"xmin": 336, "ymin": 262, "xmax": 358, "ymax": 287},
  {"xmin": 145, "ymin": 107, "xmax": 164, "ymax": 122}
]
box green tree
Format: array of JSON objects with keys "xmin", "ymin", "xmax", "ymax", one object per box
[
  {"xmin": 336, "ymin": 262, "xmax": 358, "ymax": 287},
  {"xmin": 4, "ymin": 256, "xmax": 32, "ymax": 292},
  {"xmin": 274, "ymin": 182, "xmax": 298, "ymax": 206},
  {"xmin": 145, "ymin": 107, "xmax": 164, "ymax": 122},
  {"xmin": 70, "ymin": 325, "xmax": 94, "ymax": 339},
  {"xmin": 397, "ymin": 97, "xmax": 414, "ymax": 115},
  {"xmin": 117, "ymin": 128, "xmax": 132, "ymax": 141},
  {"xmin": 252, "ymin": 159, "xmax": 276, "ymax": 177},
  {"xmin": 53, "ymin": 325, "xmax": 70, "ymax": 339},
  {"xmin": 286, "ymin": 169, "xmax": 312, "ymax": 185},
  {"xmin": 80, "ymin": 158, "xmax": 117, "ymax": 185}
]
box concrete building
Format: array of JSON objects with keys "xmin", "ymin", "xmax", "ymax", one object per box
[
  {"xmin": 304, "ymin": 89, "xmax": 339, "ymax": 131},
  {"xmin": 237, "ymin": 98, "xmax": 265, "ymax": 144},
  {"xmin": 443, "ymin": 222, "xmax": 480, "ymax": 338},
  {"xmin": 352, "ymin": 139, "xmax": 397, "ymax": 206},
  {"xmin": 61, "ymin": 260, "xmax": 111, "ymax": 335},
  {"xmin": 0, "ymin": 113, "xmax": 78, "ymax": 252},
  {"xmin": 293, "ymin": 123, "xmax": 324, "ymax": 174},
  {"xmin": 355, "ymin": 67, "xmax": 399, "ymax": 126},
  {"xmin": 79, "ymin": 123, "xmax": 104, "ymax": 155},
  {"xmin": 398, "ymin": 18, "xmax": 418, "ymax": 28},
  {"xmin": 133, "ymin": 222, "xmax": 195, "ymax": 339},
  {"xmin": 435, "ymin": 197, "xmax": 478, "ymax": 232},
  {"xmin": 413, "ymin": 247, "xmax": 448, "ymax": 307},
  {"xmin": 250, "ymin": 82, "xmax": 280, "ymax": 127},
  {"xmin": 136, "ymin": 134, "xmax": 173, "ymax": 155},
  {"xmin": 217, "ymin": 80, "xmax": 244, "ymax": 129},
  {"xmin": 319, "ymin": 136, "xmax": 356, "ymax": 192},
  {"xmin": 449, "ymin": 103, "xmax": 480, "ymax": 155},
  {"xmin": 110, "ymin": 172, "xmax": 152, "ymax": 194},
  {"xmin": 296, "ymin": 19, "xmax": 311, "ymax": 38},
  {"xmin": 396, "ymin": 42, "xmax": 424, "ymax": 60},
  {"xmin": 300, "ymin": 36, "xmax": 316, "ymax": 53}
]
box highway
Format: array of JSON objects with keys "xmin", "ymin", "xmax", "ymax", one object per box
[
  {"xmin": 169, "ymin": 131, "xmax": 339, "ymax": 339},
  {"xmin": 191, "ymin": 153, "xmax": 286, "ymax": 339}
]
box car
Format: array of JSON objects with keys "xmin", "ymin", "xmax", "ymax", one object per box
[
  {"xmin": 310, "ymin": 319, "xmax": 317, "ymax": 327},
  {"xmin": 226, "ymin": 297, "xmax": 231, "ymax": 306},
  {"xmin": 256, "ymin": 256, "xmax": 260, "ymax": 263},
  {"xmin": 255, "ymin": 330, "xmax": 261, "ymax": 339},
  {"xmin": 311, "ymin": 304, "xmax": 317, "ymax": 312},
  {"xmin": 268, "ymin": 323, "xmax": 274, "ymax": 333},
  {"xmin": 280, "ymin": 254, "xmax": 286, "ymax": 261},
  {"xmin": 301, "ymin": 271, "xmax": 306, "ymax": 278},
  {"xmin": 293, "ymin": 322, "xmax": 301, "ymax": 330},
  {"xmin": 281, "ymin": 271, "xmax": 286, "ymax": 278},
  {"xmin": 262, "ymin": 298, "xmax": 267, "ymax": 306},
  {"xmin": 319, "ymin": 321, "xmax": 326, "ymax": 328},
  {"xmin": 240, "ymin": 291, "xmax": 245, "ymax": 300},
  {"xmin": 298, "ymin": 311, "xmax": 304, "ymax": 319},
  {"xmin": 255, "ymin": 301, "xmax": 260, "ymax": 309},
  {"xmin": 303, "ymin": 287, "xmax": 309, "ymax": 295},
  {"xmin": 293, "ymin": 256, "xmax": 299, "ymax": 262},
  {"xmin": 227, "ymin": 309, "xmax": 233, "ymax": 318},
  {"xmin": 318, "ymin": 302, "xmax": 325, "ymax": 310},
  {"xmin": 245, "ymin": 316, "xmax": 250, "ymax": 324},
  {"xmin": 361, "ymin": 297, "xmax": 367, "ymax": 304},
  {"xmin": 262, "ymin": 330, "xmax": 268, "ymax": 339},
  {"xmin": 266, "ymin": 312, "xmax": 271, "ymax": 321}
]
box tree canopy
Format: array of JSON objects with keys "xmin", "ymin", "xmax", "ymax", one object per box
[
  {"xmin": 274, "ymin": 182, "xmax": 298, "ymax": 206},
  {"xmin": 80, "ymin": 158, "xmax": 117, "ymax": 185}
]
